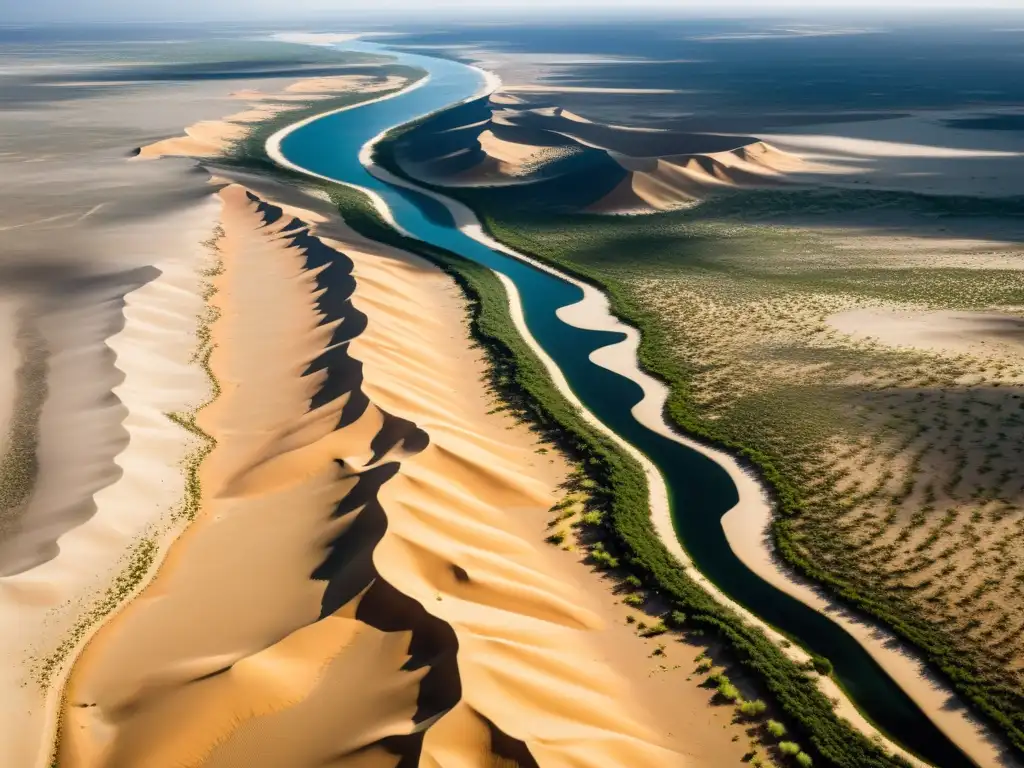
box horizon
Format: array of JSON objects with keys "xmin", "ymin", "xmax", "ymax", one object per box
[{"xmin": 3, "ymin": 0, "xmax": 1024, "ymax": 25}]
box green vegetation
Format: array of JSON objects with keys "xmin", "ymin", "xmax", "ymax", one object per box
[
  {"xmin": 741, "ymin": 699, "xmax": 769, "ymax": 717},
  {"xmin": 780, "ymin": 742, "xmax": 803, "ymax": 757},
  {"xmin": 375, "ymin": 127, "xmax": 1024, "ymax": 755},
  {"xmin": 325, "ymin": 176, "xmax": 916, "ymax": 768},
  {"xmin": 768, "ymin": 720, "xmax": 789, "ymax": 739}
]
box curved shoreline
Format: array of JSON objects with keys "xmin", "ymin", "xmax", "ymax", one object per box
[{"xmin": 266, "ymin": 52, "xmax": 1011, "ymax": 768}]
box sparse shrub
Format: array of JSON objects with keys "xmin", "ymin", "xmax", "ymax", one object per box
[
  {"xmin": 739, "ymin": 699, "xmax": 768, "ymax": 717},
  {"xmin": 796, "ymin": 753, "xmax": 813, "ymax": 767},
  {"xmin": 668, "ymin": 610, "xmax": 688, "ymax": 627},
  {"xmin": 623, "ymin": 593, "xmax": 644, "ymax": 607},
  {"xmin": 718, "ymin": 682, "xmax": 741, "ymax": 702},
  {"xmin": 640, "ymin": 620, "xmax": 668, "ymax": 637},
  {"xmin": 588, "ymin": 543, "xmax": 619, "ymax": 569},
  {"xmin": 624, "ymin": 574, "xmax": 643, "ymax": 589},
  {"xmin": 779, "ymin": 741, "xmax": 801, "ymax": 757},
  {"xmin": 767, "ymin": 720, "xmax": 787, "ymax": 739},
  {"xmin": 811, "ymin": 656, "xmax": 833, "ymax": 676},
  {"xmin": 546, "ymin": 530, "xmax": 566, "ymax": 545}
]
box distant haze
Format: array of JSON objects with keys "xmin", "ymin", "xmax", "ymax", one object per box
[{"xmin": 2, "ymin": 0, "xmax": 1023, "ymax": 23}]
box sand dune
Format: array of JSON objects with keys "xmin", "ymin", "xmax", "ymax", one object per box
[
  {"xmin": 590, "ymin": 141, "xmax": 805, "ymax": 212},
  {"xmin": 0, "ymin": 193, "xmax": 214, "ymax": 768},
  {"xmin": 141, "ymin": 74, "xmax": 412, "ymax": 160},
  {"xmin": 56, "ymin": 186, "xmax": 685, "ymax": 767}
]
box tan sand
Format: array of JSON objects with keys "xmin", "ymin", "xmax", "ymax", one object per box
[
  {"xmin": 828, "ymin": 307, "xmax": 1024, "ymax": 357},
  {"xmin": 0, "ymin": 194, "xmax": 215, "ymax": 768},
  {"xmin": 590, "ymin": 142, "xmax": 811, "ymax": 213},
  {"xmin": 57, "ymin": 185, "xmax": 691, "ymax": 767},
  {"xmin": 140, "ymin": 74, "xmax": 412, "ymax": 160}
]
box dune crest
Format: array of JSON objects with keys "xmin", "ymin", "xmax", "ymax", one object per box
[
  {"xmin": 590, "ymin": 141, "xmax": 808, "ymax": 213},
  {"xmin": 57, "ymin": 184, "xmax": 684, "ymax": 767}
]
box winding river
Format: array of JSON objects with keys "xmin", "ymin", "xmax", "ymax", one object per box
[{"xmin": 271, "ymin": 42, "xmax": 979, "ymax": 768}]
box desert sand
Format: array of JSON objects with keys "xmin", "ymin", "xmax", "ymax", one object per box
[
  {"xmin": 828, "ymin": 306, "xmax": 1024, "ymax": 357},
  {"xmin": 140, "ymin": 74, "xmax": 411, "ymax": 160},
  {"xmin": 590, "ymin": 142, "xmax": 812, "ymax": 213},
  {"xmin": 0, "ymin": 194, "xmax": 214, "ymax": 768},
  {"xmin": 53, "ymin": 184, "xmax": 715, "ymax": 766}
]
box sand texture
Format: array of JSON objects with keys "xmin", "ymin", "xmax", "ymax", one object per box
[{"xmin": 56, "ymin": 185, "xmax": 687, "ymax": 767}]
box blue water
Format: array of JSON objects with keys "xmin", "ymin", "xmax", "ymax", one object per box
[{"xmin": 278, "ymin": 42, "xmax": 976, "ymax": 768}]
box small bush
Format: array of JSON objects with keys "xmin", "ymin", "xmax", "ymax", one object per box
[
  {"xmin": 796, "ymin": 752, "xmax": 813, "ymax": 767},
  {"xmin": 739, "ymin": 699, "xmax": 768, "ymax": 717},
  {"xmin": 718, "ymin": 682, "xmax": 741, "ymax": 702},
  {"xmin": 668, "ymin": 610, "xmax": 687, "ymax": 627},
  {"xmin": 588, "ymin": 544, "xmax": 619, "ymax": 570},
  {"xmin": 624, "ymin": 574, "xmax": 643, "ymax": 589},
  {"xmin": 580, "ymin": 510, "xmax": 605, "ymax": 526},
  {"xmin": 767, "ymin": 719, "xmax": 787, "ymax": 738},
  {"xmin": 546, "ymin": 530, "xmax": 566, "ymax": 545},
  {"xmin": 640, "ymin": 620, "xmax": 668, "ymax": 637},
  {"xmin": 779, "ymin": 741, "xmax": 801, "ymax": 757},
  {"xmin": 812, "ymin": 656, "xmax": 833, "ymax": 676},
  {"xmin": 623, "ymin": 593, "xmax": 645, "ymax": 607},
  {"xmin": 696, "ymin": 658, "xmax": 713, "ymax": 673},
  {"xmin": 625, "ymin": 614, "xmax": 636, "ymax": 624}
]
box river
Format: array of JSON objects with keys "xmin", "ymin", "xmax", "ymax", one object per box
[{"xmin": 272, "ymin": 41, "xmax": 976, "ymax": 768}]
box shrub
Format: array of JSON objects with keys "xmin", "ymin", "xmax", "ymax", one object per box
[
  {"xmin": 812, "ymin": 656, "xmax": 833, "ymax": 676},
  {"xmin": 696, "ymin": 658, "xmax": 713, "ymax": 673},
  {"xmin": 739, "ymin": 699, "xmax": 768, "ymax": 717},
  {"xmin": 546, "ymin": 530, "xmax": 566, "ymax": 545},
  {"xmin": 624, "ymin": 574, "xmax": 643, "ymax": 589},
  {"xmin": 668, "ymin": 610, "xmax": 688, "ymax": 627},
  {"xmin": 625, "ymin": 614, "xmax": 636, "ymax": 624},
  {"xmin": 767, "ymin": 719, "xmax": 787, "ymax": 739},
  {"xmin": 640, "ymin": 620, "xmax": 668, "ymax": 637},
  {"xmin": 623, "ymin": 593, "xmax": 645, "ymax": 607},
  {"xmin": 779, "ymin": 741, "xmax": 801, "ymax": 757},
  {"xmin": 588, "ymin": 544, "xmax": 619, "ymax": 570},
  {"xmin": 796, "ymin": 752, "xmax": 813, "ymax": 767},
  {"xmin": 718, "ymin": 682, "xmax": 741, "ymax": 702},
  {"xmin": 580, "ymin": 510, "xmax": 605, "ymax": 526}
]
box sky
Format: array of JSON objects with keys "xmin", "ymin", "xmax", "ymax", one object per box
[{"xmin": 1, "ymin": 0, "xmax": 1022, "ymax": 23}]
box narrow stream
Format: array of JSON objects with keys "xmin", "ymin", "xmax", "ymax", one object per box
[{"xmin": 275, "ymin": 41, "xmax": 975, "ymax": 768}]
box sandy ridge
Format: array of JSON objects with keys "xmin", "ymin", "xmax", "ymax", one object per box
[{"xmin": 56, "ymin": 183, "xmax": 688, "ymax": 767}]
